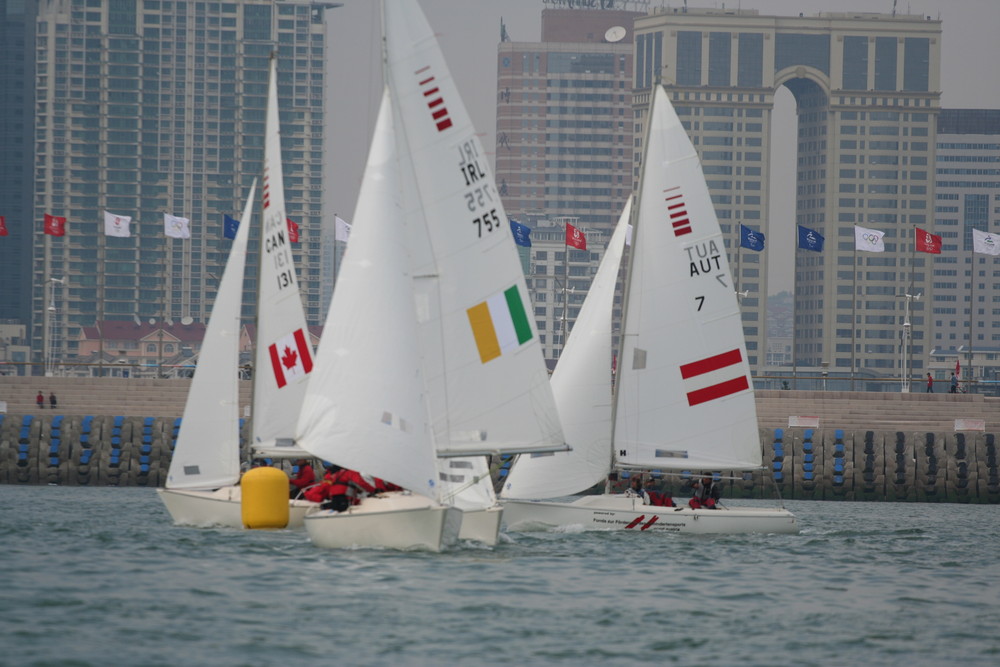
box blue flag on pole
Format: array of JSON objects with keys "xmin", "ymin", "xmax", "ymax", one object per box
[
  {"xmin": 223, "ymin": 214, "xmax": 239, "ymax": 240},
  {"xmin": 510, "ymin": 219, "xmax": 532, "ymax": 247},
  {"xmin": 739, "ymin": 224, "xmax": 765, "ymax": 252},
  {"xmin": 797, "ymin": 225, "xmax": 824, "ymax": 252}
]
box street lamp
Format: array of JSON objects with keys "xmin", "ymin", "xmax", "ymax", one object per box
[
  {"xmin": 151, "ymin": 316, "xmax": 174, "ymax": 378},
  {"xmin": 897, "ymin": 291, "xmax": 921, "ymax": 392}
]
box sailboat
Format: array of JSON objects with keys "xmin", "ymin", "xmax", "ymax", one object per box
[
  {"xmin": 500, "ymin": 86, "xmax": 798, "ymax": 535},
  {"xmin": 293, "ymin": 0, "xmax": 566, "ymax": 551},
  {"xmin": 157, "ymin": 55, "xmax": 317, "ymax": 528},
  {"xmin": 157, "ymin": 180, "xmax": 257, "ymax": 528}
]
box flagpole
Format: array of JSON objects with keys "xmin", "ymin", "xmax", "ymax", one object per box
[
  {"xmin": 792, "ymin": 228, "xmax": 798, "ymax": 390},
  {"xmin": 43, "ymin": 229, "xmax": 51, "ymax": 376},
  {"xmin": 851, "ymin": 244, "xmax": 857, "ymax": 391},
  {"xmin": 562, "ymin": 229, "xmax": 569, "ymax": 356},
  {"xmin": 969, "ymin": 245, "xmax": 975, "ymax": 392},
  {"xmin": 98, "ymin": 215, "xmax": 105, "ymax": 377},
  {"xmin": 908, "ymin": 228, "xmax": 916, "ymax": 391},
  {"xmin": 734, "ymin": 224, "xmax": 741, "ymax": 295}
]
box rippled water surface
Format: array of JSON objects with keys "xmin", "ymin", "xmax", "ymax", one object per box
[{"xmin": 2, "ymin": 486, "xmax": 998, "ymax": 666}]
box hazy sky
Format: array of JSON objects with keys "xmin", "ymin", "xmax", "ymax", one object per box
[{"xmin": 323, "ymin": 0, "xmax": 1000, "ymax": 293}]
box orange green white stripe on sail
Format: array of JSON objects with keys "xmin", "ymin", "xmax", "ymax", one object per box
[{"xmin": 467, "ymin": 286, "xmax": 533, "ymax": 363}]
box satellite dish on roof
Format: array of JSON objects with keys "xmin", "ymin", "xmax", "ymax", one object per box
[
  {"xmin": 181, "ymin": 316, "xmax": 194, "ymax": 326},
  {"xmin": 148, "ymin": 318, "xmax": 156, "ymax": 325},
  {"xmin": 605, "ymin": 26, "xmax": 626, "ymax": 43}
]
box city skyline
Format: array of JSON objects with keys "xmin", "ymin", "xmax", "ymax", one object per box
[{"xmin": 325, "ymin": 0, "xmax": 1000, "ymax": 294}]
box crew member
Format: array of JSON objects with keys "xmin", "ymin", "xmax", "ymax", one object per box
[{"xmin": 689, "ymin": 474, "xmax": 721, "ymax": 509}]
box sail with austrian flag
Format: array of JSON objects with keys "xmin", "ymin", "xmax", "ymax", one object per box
[{"xmin": 612, "ymin": 85, "xmax": 761, "ymax": 472}]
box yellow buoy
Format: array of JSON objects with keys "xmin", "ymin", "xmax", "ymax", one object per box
[{"xmin": 241, "ymin": 466, "xmax": 290, "ymax": 529}]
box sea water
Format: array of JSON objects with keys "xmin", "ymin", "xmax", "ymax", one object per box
[{"xmin": 1, "ymin": 486, "xmax": 998, "ymax": 667}]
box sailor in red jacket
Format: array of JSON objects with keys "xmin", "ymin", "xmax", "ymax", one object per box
[{"xmin": 288, "ymin": 458, "xmax": 316, "ymax": 498}]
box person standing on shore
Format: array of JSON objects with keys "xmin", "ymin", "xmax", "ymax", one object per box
[
  {"xmin": 950, "ymin": 373, "xmax": 958, "ymax": 394},
  {"xmin": 49, "ymin": 392, "xmax": 57, "ymax": 410},
  {"xmin": 926, "ymin": 373, "xmax": 934, "ymax": 393},
  {"xmin": 36, "ymin": 391, "xmax": 44, "ymax": 410}
]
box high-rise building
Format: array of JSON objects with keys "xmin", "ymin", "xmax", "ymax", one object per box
[
  {"xmin": 633, "ymin": 8, "xmax": 941, "ymax": 380},
  {"xmin": 30, "ymin": 0, "xmax": 330, "ymax": 373},
  {"xmin": 495, "ymin": 7, "xmax": 643, "ymax": 232},
  {"xmin": 0, "ymin": 0, "xmax": 40, "ymax": 339},
  {"xmin": 932, "ymin": 109, "xmax": 1000, "ymax": 382},
  {"xmin": 495, "ymin": 7, "xmax": 642, "ymax": 364}
]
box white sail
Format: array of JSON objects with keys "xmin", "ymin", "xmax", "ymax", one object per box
[
  {"xmin": 295, "ymin": 88, "xmax": 439, "ymax": 500},
  {"xmin": 501, "ymin": 199, "xmax": 632, "ymax": 499},
  {"xmin": 614, "ymin": 86, "xmax": 760, "ymax": 471},
  {"xmin": 166, "ymin": 180, "xmax": 256, "ymax": 490},
  {"xmin": 252, "ymin": 54, "xmax": 314, "ymax": 454},
  {"xmin": 384, "ymin": 0, "xmax": 565, "ymax": 457}
]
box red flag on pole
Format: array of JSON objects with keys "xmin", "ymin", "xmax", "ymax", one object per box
[
  {"xmin": 0, "ymin": 215, "xmax": 8, "ymax": 236},
  {"xmin": 565, "ymin": 222, "xmax": 587, "ymax": 250},
  {"xmin": 44, "ymin": 214, "xmax": 66, "ymax": 237},
  {"xmin": 915, "ymin": 227, "xmax": 942, "ymax": 254},
  {"xmin": 286, "ymin": 218, "xmax": 299, "ymax": 243},
  {"xmin": 956, "ymin": 358, "xmax": 961, "ymax": 380}
]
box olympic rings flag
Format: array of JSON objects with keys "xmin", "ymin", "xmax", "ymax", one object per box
[{"xmin": 854, "ymin": 225, "xmax": 886, "ymax": 252}]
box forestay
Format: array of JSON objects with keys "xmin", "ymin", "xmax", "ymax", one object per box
[
  {"xmin": 613, "ymin": 86, "xmax": 760, "ymax": 472},
  {"xmin": 384, "ymin": 0, "xmax": 565, "ymax": 458}
]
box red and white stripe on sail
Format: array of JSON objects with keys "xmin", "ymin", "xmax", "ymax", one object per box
[
  {"xmin": 679, "ymin": 349, "xmax": 750, "ymax": 407},
  {"xmin": 262, "ymin": 166, "xmax": 272, "ymax": 211},
  {"xmin": 415, "ymin": 66, "xmax": 453, "ymax": 132},
  {"xmin": 664, "ymin": 186, "xmax": 691, "ymax": 237}
]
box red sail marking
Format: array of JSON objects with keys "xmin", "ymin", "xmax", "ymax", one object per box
[
  {"xmin": 663, "ymin": 187, "xmax": 691, "ymax": 236},
  {"xmin": 680, "ymin": 348, "xmax": 750, "ymax": 407},
  {"xmin": 625, "ymin": 515, "xmax": 645, "ymax": 529},
  {"xmin": 415, "ymin": 69, "xmax": 452, "ymax": 132},
  {"xmin": 680, "ymin": 349, "xmax": 743, "ymax": 379},
  {"xmin": 687, "ymin": 376, "xmax": 751, "ymax": 407}
]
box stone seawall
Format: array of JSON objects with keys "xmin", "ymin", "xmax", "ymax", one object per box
[{"xmin": 2, "ymin": 412, "xmax": 998, "ymax": 503}]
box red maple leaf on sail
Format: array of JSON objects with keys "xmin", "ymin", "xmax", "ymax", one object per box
[{"xmin": 281, "ymin": 346, "xmax": 299, "ymax": 370}]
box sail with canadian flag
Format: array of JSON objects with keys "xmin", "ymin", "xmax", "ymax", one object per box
[{"xmin": 250, "ymin": 53, "xmax": 315, "ymax": 456}]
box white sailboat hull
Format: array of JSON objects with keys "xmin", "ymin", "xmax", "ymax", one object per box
[
  {"xmin": 458, "ymin": 505, "xmax": 503, "ymax": 546},
  {"xmin": 157, "ymin": 487, "xmax": 315, "ymax": 529},
  {"xmin": 501, "ymin": 495, "xmax": 798, "ymax": 535},
  {"xmin": 304, "ymin": 492, "xmax": 463, "ymax": 552}
]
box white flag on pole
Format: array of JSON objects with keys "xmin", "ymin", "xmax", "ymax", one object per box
[
  {"xmin": 334, "ymin": 215, "xmax": 351, "ymax": 242},
  {"xmin": 164, "ymin": 213, "xmax": 191, "ymax": 239},
  {"xmin": 972, "ymin": 227, "xmax": 1000, "ymax": 256},
  {"xmin": 103, "ymin": 210, "xmax": 132, "ymax": 238},
  {"xmin": 854, "ymin": 225, "xmax": 885, "ymax": 252}
]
